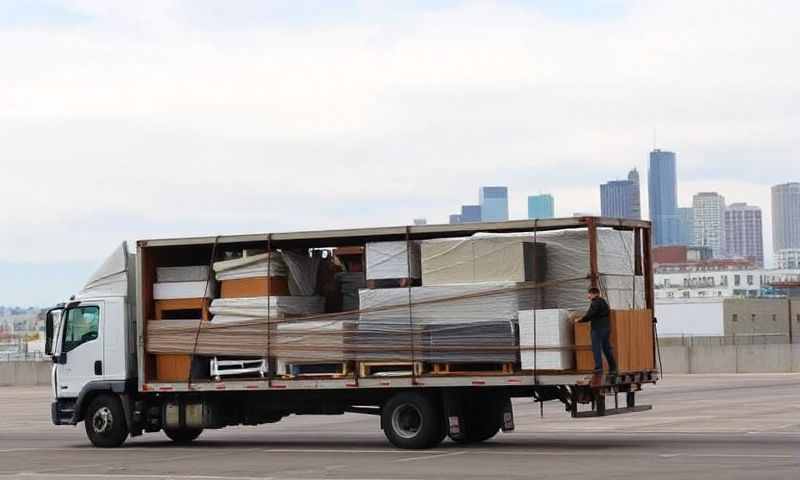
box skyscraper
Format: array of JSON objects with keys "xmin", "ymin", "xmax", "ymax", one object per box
[
  {"xmin": 648, "ymin": 149, "xmax": 679, "ymax": 245},
  {"xmin": 600, "ymin": 168, "xmax": 641, "ymax": 219},
  {"xmin": 479, "ymin": 186, "xmax": 509, "ymax": 222},
  {"xmin": 693, "ymin": 192, "xmax": 726, "ymax": 258},
  {"xmin": 677, "ymin": 207, "xmax": 695, "ymax": 246},
  {"xmin": 628, "ymin": 168, "xmax": 641, "ymax": 219},
  {"xmin": 413, "ymin": 218, "xmax": 427, "ymax": 226},
  {"xmin": 460, "ymin": 205, "xmax": 482, "ymax": 223},
  {"xmin": 527, "ymin": 194, "xmax": 554, "ymax": 219},
  {"xmin": 448, "ymin": 214, "xmax": 462, "ymax": 224},
  {"xmin": 724, "ymin": 203, "xmax": 764, "ymax": 266},
  {"xmin": 771, "ymin": 182, "xmax": 800, "ymax": 251}
]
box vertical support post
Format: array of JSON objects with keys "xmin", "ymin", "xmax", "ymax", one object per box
[
  {"xmin": 405, "ymin": 226, "xmax": 417, "ymax": 385},
  {"xmin": 634, "ymin": 228, "xmax": 643, "ymax": 276},
  {"xmin": 266, "ymin": 233, "xmax": 273, "ymax": 387},
  {"xmin": 788, "ymin": 298, "xmax": 793, "ymax": 345},
  {"xmin": 587, "ymin": 218, "xmax": 599, "ymax": 290},
  {"xmin": 642, "ymin": 227, "xmax": 654, "ymax": 311},
  {"xmin": 633, "ymin": 227, "xmax": 642, "ymax": 309},
  {"xmin": 642, "ymin": 225, "xmax": 657, "ymax": 371}
]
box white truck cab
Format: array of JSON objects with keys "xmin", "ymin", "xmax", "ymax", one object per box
[{"xmin": 46, "ymin": 244, "xmax": 138, "ymax": 446}]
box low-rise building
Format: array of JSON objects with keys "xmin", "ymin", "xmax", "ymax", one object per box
[
  {"xmin": 655, "ymin": 297, "xmax": 800, "ymax": 337},
  {"xmin": 655, "ymin": 265, "xmax": 800, "ymax": 299},
  {"xmin": 776, "ymin": 248, "xmax": 800, "ymax": 269}
]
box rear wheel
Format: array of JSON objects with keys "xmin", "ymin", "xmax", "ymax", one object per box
[
  {"xmin": 382, "ymin": 392, "xmax": 444, "ymax": 449},
  {"xmin": 448, "ymin": 395, "xmax": 502, "ymax": 444},
  {"xmin": 84, "ymin": 394, "xmax": 128, "ymax": 448},
  {"xmin": 164, "ymin": 427, "xmax": 203, "ymax": 444}
]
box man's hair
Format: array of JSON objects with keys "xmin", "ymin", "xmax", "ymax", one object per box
[{"xmin": 588, "ymin": 287, "xmax": 601, "ymax": 295}]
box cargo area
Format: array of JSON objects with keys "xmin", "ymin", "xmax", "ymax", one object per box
[{"xmin": 137, "ymin": 217, "xmax": 658, "ymax": 390}]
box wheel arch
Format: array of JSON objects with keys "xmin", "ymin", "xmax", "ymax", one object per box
[{"xmin": 74, "ymin": 380, "xmax": 136, "ymax": 431}]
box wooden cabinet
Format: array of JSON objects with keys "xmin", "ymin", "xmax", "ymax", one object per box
[
  {"xmin": 574, "ymin": 309, "xmax": 654, "ymax": 372},
  {"xmin": 154, "ymin": 298, "xmax": 209, "ymax": 382}
]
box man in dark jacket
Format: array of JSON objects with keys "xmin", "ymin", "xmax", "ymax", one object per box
[{"xmin": 575, "ymin": 287, "xmax": 618, "ymax": 375}]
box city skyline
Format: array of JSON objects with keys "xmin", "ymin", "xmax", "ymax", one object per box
[{"xmin": 2, "ymin": 1, "xmax": 799, "ymax": 306}]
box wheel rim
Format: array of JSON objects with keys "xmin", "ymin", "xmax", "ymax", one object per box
[
  {"xmin": 391, "ymin": 403, "xmax": 423, "ymax": 439},
  {"xmin": 92, "ymin": 406, "xmax": 113, "ymax": 434}
]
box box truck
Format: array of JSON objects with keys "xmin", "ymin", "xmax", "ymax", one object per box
[{"xmin": 45, "ymin": 217, "xmax": 658, "ymax": 449}]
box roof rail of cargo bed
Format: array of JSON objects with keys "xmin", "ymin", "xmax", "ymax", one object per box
[{"xmin": 136, "ymin": 216, "xmax": 651, "ymax": 248}]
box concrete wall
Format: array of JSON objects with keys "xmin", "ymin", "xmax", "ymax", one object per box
[
  {"xmin": 0, "ymin": 361, "xmax": 51, "ymax": 386},
  {"xmin": 724, "ymin": 298, "xmax": 792, "ymax": 336},
  {"xmin": 658, "ymin": 343, "xmax": 800, "ymax": 374}
]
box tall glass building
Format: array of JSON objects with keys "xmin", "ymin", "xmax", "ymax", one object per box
[
  {"xmin": 460, "ymin": 205, "xmax": 482, "ymax": 223},
  {"xmin": 528, "ymin": 194, "xmax": 554, "ymax": 219},
  {"xmin": 479, "ymin": 186, "xmax": 509, "ymax": 222},
  {"xmin": 771, "ymin": 182, "xmax": 800, "ymax": 251},
  {"xmin": 677, "ymin": 207, "xmax": 695, "ymax": 246},
  {"xmin": 600, "ymin": 168, "xmax": 641, "ymax": 219},
  {"xmin": 648, "ymin": 149, "xmax": 680, "ymax": 245}
]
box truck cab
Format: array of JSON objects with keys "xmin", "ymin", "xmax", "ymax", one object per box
[{"xmin": 46, "ymin": 244, "xmax": 138, "ymax": 446}]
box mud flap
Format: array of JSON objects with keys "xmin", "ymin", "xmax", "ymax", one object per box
[
  {"xmin": 501, "ymin": 397, "xmax": 515, "ymax": 432},
  {"xmin": 441, "ymin": 389, "xmax": 465, "ymax": 441}
]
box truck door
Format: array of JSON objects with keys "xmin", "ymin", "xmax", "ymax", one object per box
[{"xmin": 55, "ymin": 302, "xmax": 104, "ymax": 398}]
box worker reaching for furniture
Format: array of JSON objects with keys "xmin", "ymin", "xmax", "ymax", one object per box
[{"xmin": 572, "ymin": 287, "xmax": 618, "ymax": 376}]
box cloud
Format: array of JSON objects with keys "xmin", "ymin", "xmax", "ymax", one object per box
[{"xmin": 1, "ymin": 0, "xmax": 798, "ymax": 272}]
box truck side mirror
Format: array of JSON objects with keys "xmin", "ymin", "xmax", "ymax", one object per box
[
  {"xmin": 45, "ymin": 312, "xmax": 54, "ymax": 356},
  {"xmin": 45, "ymin": 308, "xmax": 63, "ymax": 357}
]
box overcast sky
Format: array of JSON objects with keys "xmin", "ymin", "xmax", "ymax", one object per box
[{"xmin": 1, "ymin": 0, "xmax": 799, "ymax": 306}]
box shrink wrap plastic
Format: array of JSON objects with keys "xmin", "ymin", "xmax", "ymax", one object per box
[
  {"xmin": 209, "ymin": 296, "xmax": 325, "ymax": 318},
  {"xmin": 213, "ymin": 253, "xmax": 288, "ymax": 280},
  {"xmin": 366, "ymin": 241, "xmax": 421, "ymax": 280},
  {"xmin": 153, "ymin": 281, "xmax": 215, "ymax": 300},
  {"xmin": 146, "ymin": 228, "xmax": 644, "ymax": 367},
  {"xmin": 519, "ymin": 309, "xmax": 574, "ymax": 370},
  {"xmin": 156, "ymin": 266, "xmax": 210, "ymax": 283},
  {"xmin": 282, "ymin": 251, "xmax": 321, "ymax": 296}
]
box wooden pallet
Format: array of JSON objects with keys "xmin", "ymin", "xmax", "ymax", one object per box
[
  {"xmin": 281, "ymin": 361, "xmax": 351, "ymax": 378},
  {"xmin": 428, "ymin": 362, "xmax": 516, "ymax": 375},
  {"xmin": 358, "ymin": 362, "xmax": 424, "ymax": 377}
]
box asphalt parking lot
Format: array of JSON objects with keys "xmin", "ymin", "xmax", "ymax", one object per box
[{"xmin": 1, "ymin": 374, "xmax": 799, "ymax": 479}]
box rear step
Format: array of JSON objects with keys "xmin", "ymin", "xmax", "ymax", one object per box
[{"xmin": 573, "ymin": 405, "xmax": 653, "ymax": 418}]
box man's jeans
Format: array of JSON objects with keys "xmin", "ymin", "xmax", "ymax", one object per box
[{"xmin": 591, "ymin": 327, "xmax": 618, "ymax": 374}]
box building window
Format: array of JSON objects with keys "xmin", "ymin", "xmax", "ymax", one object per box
[
  {"xmin": 772, "ymin": 314, "xmax": 777, "ymax": 322},
  {"xmin": 751, "ymin": 314, "xmax": 756, "ymax": 322},
  {"xmin": 747, "ymin": 275, "xmax": 754, "ymax": 286},
  {"xmin": 734, "ymin": 275, "xmax": 741, "ymax": 286},
  {"xmin": 732, "ymin": 314, "xmax": 738, "ymax": 322}
]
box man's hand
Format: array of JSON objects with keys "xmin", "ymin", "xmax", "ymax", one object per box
[{"xmin": 568, "ymin": 311, "xmax": 583, "ymax": 323}]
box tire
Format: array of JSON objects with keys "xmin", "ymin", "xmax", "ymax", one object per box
[
  {"xmin": 382, "ymin": 392, "xmax": 444, "ymax": 449},
  {"xmin": 450, "ymin": 413, "xmax": 500, "ymax": 444},
  {"xmin": 164, "ymin": 427, "xmax": 203, "ymax": 444},
  {"xmin": 84, "ymin": 394, "xmax": 129, "ymax": 448},
  {"xmin": 448, "ymin": 395, "xmax": 502, "ymax": 444}
]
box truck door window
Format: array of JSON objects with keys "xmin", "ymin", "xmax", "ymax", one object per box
[{"xmin": 63, "ymin": 306, "xmax": 100, "ymax": 353}]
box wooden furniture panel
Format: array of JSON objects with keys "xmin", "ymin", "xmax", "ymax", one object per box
[
  {"xmin": 154, "ymin": 298, "xmax": 210, "ymax": 382},
  {"xmin": 575, "ymin": 309, "xmax": 654, "ymax": 372},
  {"xmin": 220, "ymin": 277, "xmax": 290, "ymax": 298}
]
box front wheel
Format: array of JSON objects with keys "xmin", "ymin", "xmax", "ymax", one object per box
[
  {"xmin": 382, "ymin": 392, "xmax": 444, "ymax": 449},
  {"xmin": 84, "ymin": 394, "xmax": 129, "ymax": 448},
  {"xmin": 164, "ymin": 427, "xmax": 203, "ymax": 444}
]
